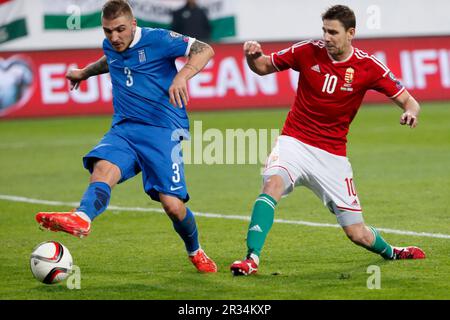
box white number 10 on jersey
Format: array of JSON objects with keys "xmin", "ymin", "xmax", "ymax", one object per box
[{"xmin": 322, "ymin": 73, "xmax": 337, "ymax": 94}]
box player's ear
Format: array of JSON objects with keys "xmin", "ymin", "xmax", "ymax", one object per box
[{"xmin": 347, "ymin": 27, "xmax": 356, "ymax": 41}]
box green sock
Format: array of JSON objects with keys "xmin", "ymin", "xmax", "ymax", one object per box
[
  {"xmin": 368, "ymin": 226, "xmax": 393, "ymax": 259},
  {"xmin": 246, "ymin": 194, "xmax": 277, "ymax": 259}
]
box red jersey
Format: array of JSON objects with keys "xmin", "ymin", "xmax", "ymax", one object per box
[{"xmin": 271, "ymin": 40, "xmax": 405, "ymax": 156}]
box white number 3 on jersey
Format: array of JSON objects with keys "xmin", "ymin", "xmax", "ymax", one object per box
[{"xmin": 124, "ymin": 67, "xmax": 134, "ymax": 87}]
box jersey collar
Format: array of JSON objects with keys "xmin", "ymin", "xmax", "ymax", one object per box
[
  {"xmin": 129, "ymin": 27, "xmax": 142, "ymax": 48},
  {"xmin": 327, "ymin": 46, "xmax": 354, "ymax": 64}
]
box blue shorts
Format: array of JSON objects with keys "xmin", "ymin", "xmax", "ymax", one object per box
[{"xmin": 83, "ymin": 120, "xmax": 189, "ymax": 203}]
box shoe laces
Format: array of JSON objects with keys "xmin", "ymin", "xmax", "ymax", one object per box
[
  {"xmin": 245, "ymin": 257, "xmax": 256, "ymax": 266},
  {"xmin": 394, "ymin": 248, "xmax": 410, "ymax": 259},
  {"xmin": 194, "ymin": 251, "xmax": 209, "ymax": 264}
]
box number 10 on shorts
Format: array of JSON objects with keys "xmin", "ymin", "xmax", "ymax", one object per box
[{"xmin": 345, "ymin": 177, "xmax": 357, "ymax": 197}]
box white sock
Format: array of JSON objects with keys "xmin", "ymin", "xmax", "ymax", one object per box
[
  {"xmin": 249, "ymin": 253, "xmax": 260, "ymax": 265},
  {"xmin": 188, "ymin": 247, "xmax": 201, "ymax": 257},
  {"xmin": 75, "ymin": 211, "xmax": 91, "ymax": 223}
]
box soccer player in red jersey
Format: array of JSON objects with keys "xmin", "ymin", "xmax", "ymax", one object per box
[{"xmin": 231, "ymin": 5, "xmax": 425, "ymax": 276}]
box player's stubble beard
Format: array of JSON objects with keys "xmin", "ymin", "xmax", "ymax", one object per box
[
  {"xmin": 327, "ymin": 39, "xmax": 352, "ymax": 61},
  {"xmin": 118, "ymin": 25, "xmax": 136, "ymax": 52}
]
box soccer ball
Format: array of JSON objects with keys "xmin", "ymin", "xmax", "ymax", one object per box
[{"xmin": 30, "ymin": 241, "xmax": 73, "ymax": 284}]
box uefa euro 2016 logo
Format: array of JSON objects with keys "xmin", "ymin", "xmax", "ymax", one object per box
[{"xmin": 0, "ymin": 55, "xmax": 34, "ymax": 116}]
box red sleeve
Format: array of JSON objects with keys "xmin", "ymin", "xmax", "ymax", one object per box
[
  {"xmin": 369, "ymin": 56, "xmax": 405, "ymax": 98},
  {"xmin": 271, "ymin": 40, "xmax": 312, "ymax": 72}
]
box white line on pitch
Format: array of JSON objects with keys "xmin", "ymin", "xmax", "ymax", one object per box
[
  {"xmin": 0, "ymin": 139, "xmax": 97, "ymax": 149},
  {"xmin": 1, "ymin": 194, "xmax": 450, "ymax": 240}
]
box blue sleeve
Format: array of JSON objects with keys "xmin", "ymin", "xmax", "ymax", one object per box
[{"xmin": 154, "ymin": 28, "xmax": 191, "ymax": 59}]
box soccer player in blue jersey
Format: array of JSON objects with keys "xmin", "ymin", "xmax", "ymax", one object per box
[{"xmin": 36, "ymin": 0, "xmax": 217, "ymax": 273}]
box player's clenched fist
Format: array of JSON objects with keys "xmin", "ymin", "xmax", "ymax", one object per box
[
  {"xmin": 243, "ymin": 41, "xmax": 276, "ymax": 75},
  {"xmin": 244, "ymin": 41, "xmax": 263, "ymax": 58},
  {"xmin": 400, "ymin": 111, "xmax": 419, "ymax": 128},
  {"xmin": 66, "ymin": 68, "xmax": 87, "ymax": 91}
]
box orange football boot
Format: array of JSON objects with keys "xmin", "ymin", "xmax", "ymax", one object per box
[{"xmin": 36, "ymin": 211, "xmax": 90, "ymax": 238}]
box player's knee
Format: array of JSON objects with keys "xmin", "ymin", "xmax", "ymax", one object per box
[
  {"xmin": 91, "ymin": 160, "xmax": 121, "ymax": 186},
  {"xmin": 162, "ymin": 199, "xmax": 185, "ymax": 221},
  {"xmin": 262, "ymin": 175, "xmax": 285, "ymax": 200}
]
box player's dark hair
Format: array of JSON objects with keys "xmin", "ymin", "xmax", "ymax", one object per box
[
  {"xmin": 321, "ymin": 5, "xmax": 356, "ymax": 30},
  {"xmin": 102, "ymin": 0, "xmax": 133, "ymax": 20}
]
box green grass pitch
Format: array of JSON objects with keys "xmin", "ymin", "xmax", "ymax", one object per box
[{"xmin": 0, "ymin": 102, "xmax": 449, "ymax": 299}]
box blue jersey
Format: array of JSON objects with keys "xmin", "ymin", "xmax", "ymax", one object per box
[{"xmin": 103, "ymin": 27, "xmax": 194, "ymax": 129}]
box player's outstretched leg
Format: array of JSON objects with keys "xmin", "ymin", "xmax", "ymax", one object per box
[
  {"xmin": 231, "ymin": 175, "xmax": 284, "ymax": 276},
  {"xmin": 161, "ymin": 194, "xmax": 217, "ymax": 273},
  {"xmin": 230, "ymin": 193, "xmax": 278, "ymax": 276},
  {"xmin": 36, "ymin": 160, "xmax": 119, "ymax": 238},
  {"xmin": 343, "ymin": 223, "xmax": 426, "ymax": 260},
  {"xmin": 36, "ymin": 181, "xmax": 111, "ymax": 238}
]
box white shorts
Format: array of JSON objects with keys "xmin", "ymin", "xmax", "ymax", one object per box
[{"xmin": 263, "ymin": 135, "xmax": 364, "ymax": 227}]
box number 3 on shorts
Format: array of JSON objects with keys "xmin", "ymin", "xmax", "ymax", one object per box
[{"xmin": 172, "ymin": 163, "xmax": 181, "ymax": 183}]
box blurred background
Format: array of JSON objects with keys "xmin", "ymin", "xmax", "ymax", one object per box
[{"xmin": 0, "ymin": 0, "xmax": 449, "ymax": 118}]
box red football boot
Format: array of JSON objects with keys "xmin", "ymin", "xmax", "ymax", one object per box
[
  {"xmin": 189, "ymin": 249, "xmax": 217, "ymax": 273},
  {"xmin": 36, "ymin": 211, "xmax": 91, "ymax": 238},
  {"xmin": 393, "ymin": 246, "xmax": 426, "ymax": 259},
  {"xmin": 230, "ymin": 257, "xmax": 258, "ymax": 276}
]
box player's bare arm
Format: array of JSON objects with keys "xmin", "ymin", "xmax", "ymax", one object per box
[
  {"xmin": 392, "ymin": 90, "xmax": 421, "ymax": 128},
  {"xmin": 169, "ymin": 40, "xmax": 214, "ymax": 108},
  {"xmin": 66, "ymin": 56, "xmax": 109, "ymax": 90},
  {"xmin": 244, "ymin": 41, "xmax": 277, "ymax": 76}
]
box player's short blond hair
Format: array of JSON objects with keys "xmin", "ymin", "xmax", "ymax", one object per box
[
  {"xmin": 322, "ymin": 5, "xmax": 356, "ymax": 30},
  {"xmin": 102, "ymin": 0, "xmax": 134, "ymax": 20}
]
